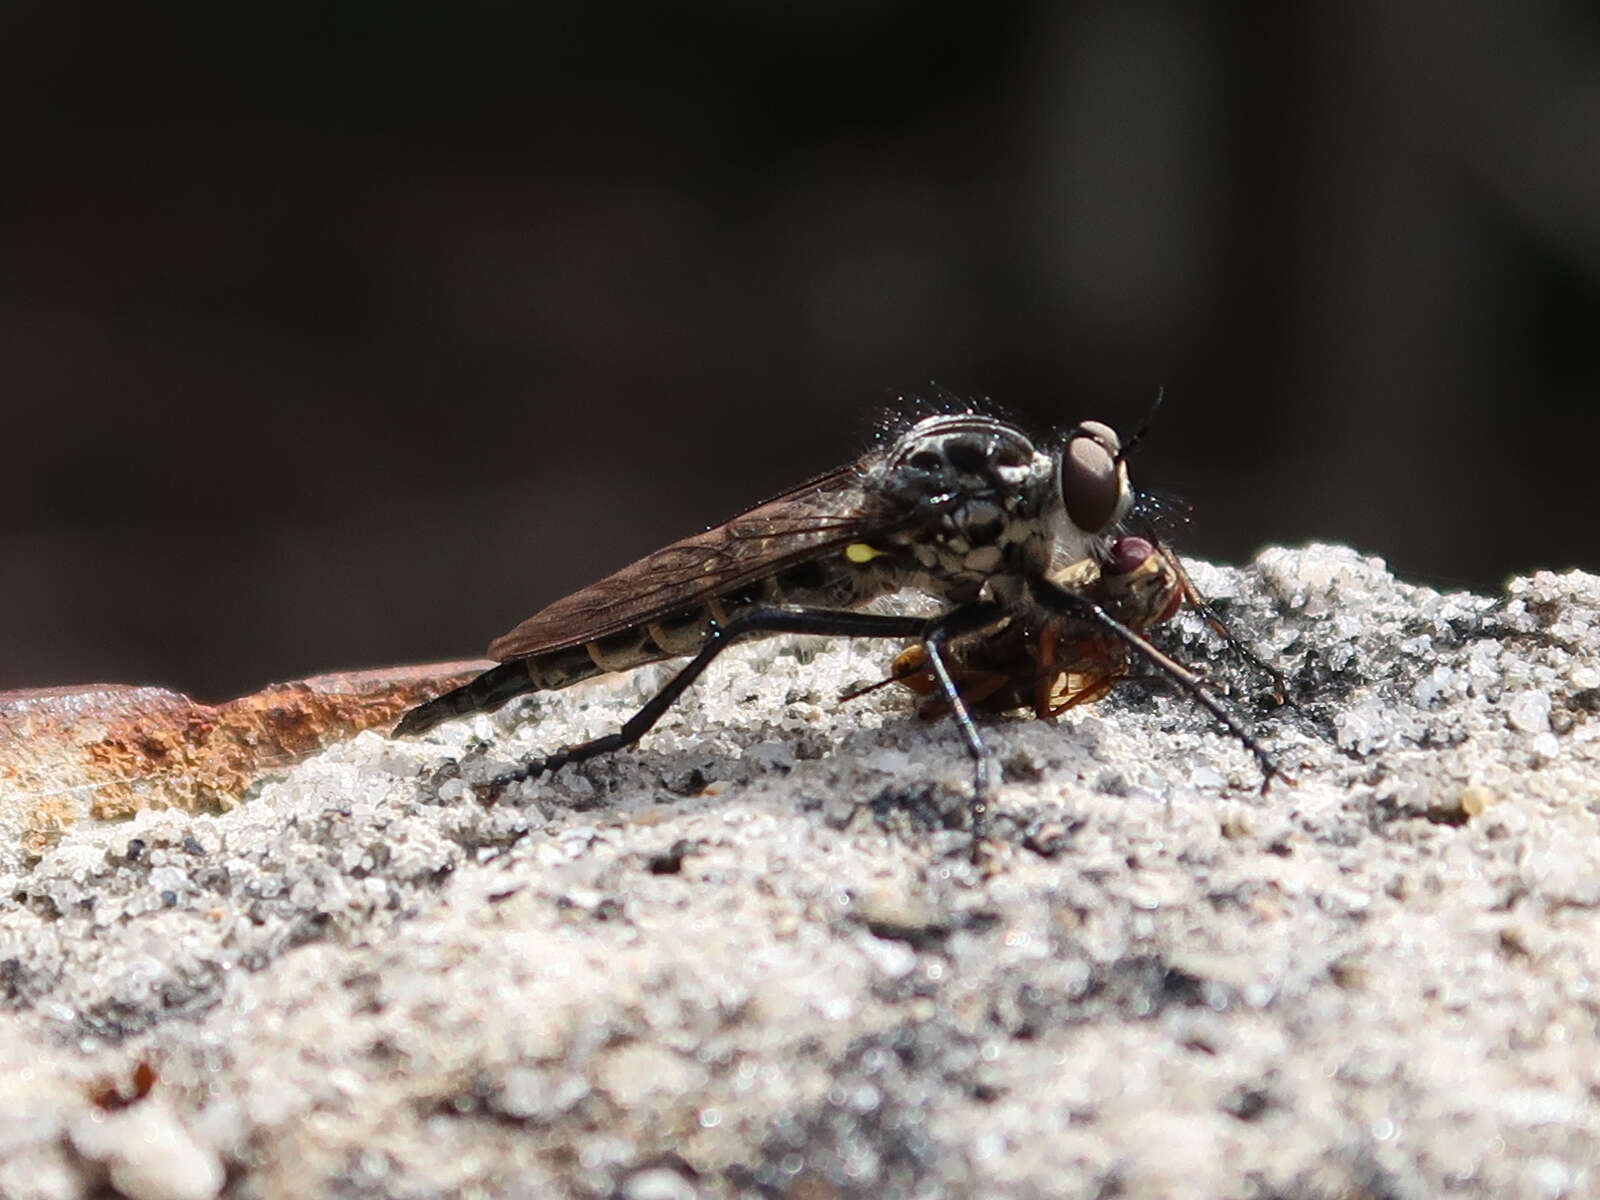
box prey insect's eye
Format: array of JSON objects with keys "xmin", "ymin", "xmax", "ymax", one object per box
[
  {"xmin": 1060, "ymin": 421, "xmax": 1126, "ymax": 533},
  {"xmin": 1105, "ymin": 535, "xmax": 1154, "ymax": 577}
]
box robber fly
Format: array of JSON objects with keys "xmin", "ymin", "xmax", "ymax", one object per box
[{"xmin": 395, "ymin": 409, "xmax": 1282, "ymax": 858}]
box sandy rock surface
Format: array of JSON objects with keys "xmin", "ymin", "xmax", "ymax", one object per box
[{"xmin": 2, "ymin": 544, "xmax": 1598, "ymax": 1199}]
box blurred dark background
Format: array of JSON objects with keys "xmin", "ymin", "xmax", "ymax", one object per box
[{"xmin": 3, "ymin": 1, "xmax": 1596, "ymax": 699}]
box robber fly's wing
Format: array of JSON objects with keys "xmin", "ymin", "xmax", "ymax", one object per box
[{"xmin": 487, "ymin": 459, "xmax": 890, "ymax": 660}]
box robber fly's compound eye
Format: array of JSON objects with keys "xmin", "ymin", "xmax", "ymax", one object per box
[
  {"xmin": 1076, "ymin": 421, "xmax": 1121, "ymax": 457},
  {"xmin": 1060, "ymin": 421, "xmax": 1127, "ymax": 533}
]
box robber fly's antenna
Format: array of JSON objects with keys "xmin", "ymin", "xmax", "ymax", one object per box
[{"xmin": 1119, "ymin": 387, "xmax": 1165, "ymax": 462}]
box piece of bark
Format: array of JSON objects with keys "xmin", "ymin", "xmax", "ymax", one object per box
[{"xmin": 0, "ymin": 663, "xmax": 486, "ymax": 853}]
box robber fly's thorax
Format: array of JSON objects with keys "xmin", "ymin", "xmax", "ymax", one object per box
[{"xmin": 854, "ymin": 414, "xmax": 1113, "ymax": 604}]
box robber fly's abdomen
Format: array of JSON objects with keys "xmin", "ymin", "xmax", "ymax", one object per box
[
  {"xmin": 563, "ymin": 555, "xmax": 865, "ymax": 675},
  {"xmin": 394, "ymin": 556, "xmax": 884, "ymax": 737}
]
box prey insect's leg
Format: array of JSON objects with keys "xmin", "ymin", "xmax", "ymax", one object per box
[
  {"xmin": 1031, "ymin": 576, "xmax": 1290, "ymax": 786},
  {"xmin": 486, "ymin": 605, "xmax": 998, "ymax": 795},
  {"xmin": 836, "ymin": 655, "xmax": 932, "ymax": 703}
]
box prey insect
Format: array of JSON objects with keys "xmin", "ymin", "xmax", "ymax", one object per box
[
  {"xmin": 395, "ymin": 409, "xmax": 1284, "ymax": 859},
  {"xmin": 847, "ymin": 534, "xmax": 1188, "ymax": 720},
  {"xmin": 845, "ymin": 533, "xmax": 1284, "ymax": 768}
]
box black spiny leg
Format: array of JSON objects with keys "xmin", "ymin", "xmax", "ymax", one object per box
[
  {"xmin": 1031, "ymin": 576, "xmax": 1291, "ymax": 786},
  {"xmin": 483, "ymin": 604, "xmax": 1004, "ymax": 805},
  {"xmin": 915, "ymin": 608, "xmax": 1015, "ymax": 864},
  {"xmin": 1132, "ymin": 517, "xmax": 1291, "ymax": 706}
]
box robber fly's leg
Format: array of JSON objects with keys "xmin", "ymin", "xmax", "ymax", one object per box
[
  {"xmin": 912, "ymin": 604, "xmax": 1026, "ymax": 863},
  {"xmin": 1155, "ymin": 541, "xmax": 1291, "ymax": 705},
  {"xmin": 487, "ymin": 605, "xmax": 1000, "ymax": 796},
  {"xmin": 1031, "ymin": 577, "xmax": 1292, "ymax": 787},
  {"xmin": 919, "ymin": 637, "xmax": 991, "ymax": 862}
]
